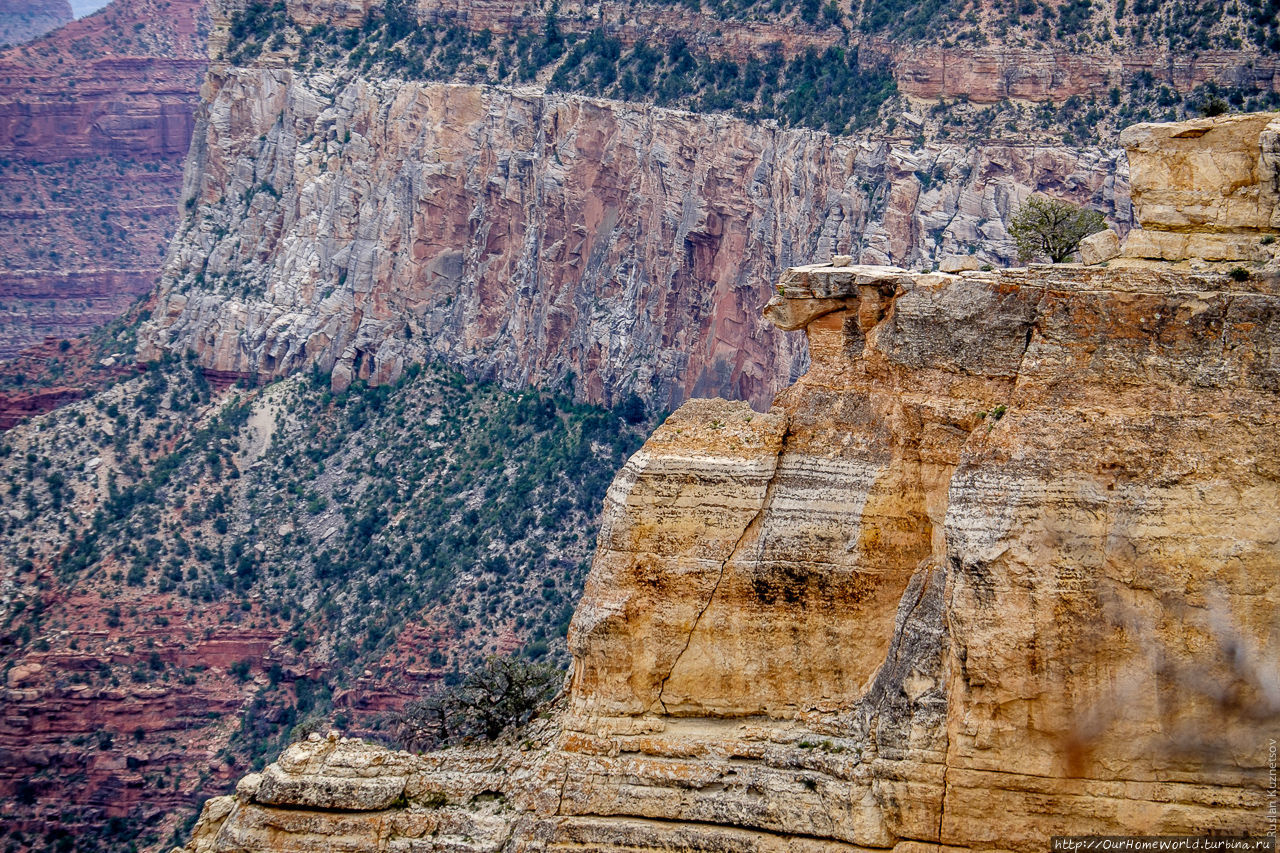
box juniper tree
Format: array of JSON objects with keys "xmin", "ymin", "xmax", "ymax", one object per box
[{"xmin": 1008, "ymin": 196, "xmax": 1107, "ymax": 263}]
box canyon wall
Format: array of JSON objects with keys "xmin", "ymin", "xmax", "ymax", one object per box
[
  {"xmin": 139, "ymin": 72, "xmax": 1129, "ymax": 409},
  {"xmin": 880, "ymin": 40, "xmax": 1280, "ymax": 104},
  {"xmin": 0, "ymin": 0, "xmax": 206, "ymax": 360},
  {"xmin": 173, "ymin": 112, "xmax": 1280, "ymax": 853},
  {"xmin": 4, "ymin": 0, "xmax": 1279, "ymax": 391}
]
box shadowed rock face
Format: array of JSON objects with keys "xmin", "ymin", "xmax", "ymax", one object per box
[
  {"xmin": 138, "ymin": 71, "xmax": 1129, "ymax": 410},
  {"xmin": 172, "ymin": 257, "xmax": 1280, "ymax": 852}
]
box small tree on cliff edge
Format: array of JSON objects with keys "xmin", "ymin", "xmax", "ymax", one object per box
[
  {"xmin": 393, "ymin": 655, "xmax": 564, "ymax": 751},
  {"xmin": 1008, "ymin": 196, "xmax": 1107, "ymax": 263}
]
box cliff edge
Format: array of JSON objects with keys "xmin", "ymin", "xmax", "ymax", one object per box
[{"xmin": 173, "ymin": 114, "xmax": 1280, "ymax": 851}]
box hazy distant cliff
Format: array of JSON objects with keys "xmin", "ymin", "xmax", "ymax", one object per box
[
  {"xmin": 0, "ymin": 0, "xmax": 207, "ymax": 359},
  {"xmin": 0, "ymin": 0, "xmax": 71, "ymax": 47}
]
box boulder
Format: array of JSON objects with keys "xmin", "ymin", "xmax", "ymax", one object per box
[
  {"xmin": 1078, "ymin": 228, "xmax": 1120, "ymax": 264},
  {"xmin": 938, "ymin": 255, "xmax": 982, "ymax": 272}
]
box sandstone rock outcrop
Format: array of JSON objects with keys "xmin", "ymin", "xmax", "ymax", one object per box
[
  {"xmin": 139, "ymin": 71, "xmax": 1129, "ymax": 409},
  {"xmin": 879, "ymin": 39, "xmax": 1280, "ymax": 105},
  {"xmin": 1121, "ymin": 111, "xmax": 1280, "ymax": 262},
  {"xmin": 174, "ymin": 254, "xmax": 1280, "ymax": 851}
]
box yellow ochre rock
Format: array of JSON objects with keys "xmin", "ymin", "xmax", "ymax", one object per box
[
  {"xmin": 176, "ymin": 256, "xmax": 1280, "ymax": 853},
  {"xmin": 1121, "ymin": 111, "xmax": 1280, "ymax": 261}
]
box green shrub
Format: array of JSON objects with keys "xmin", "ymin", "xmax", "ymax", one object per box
[{"xmin": 1008, "ymin": 196, "xmax": 1106, "ymax": 263}]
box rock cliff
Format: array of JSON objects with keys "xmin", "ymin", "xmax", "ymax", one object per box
[
  {"xmin": 0, "ymin": 0, "xmax": 206, "ymax": 360},
  {"xmin": 173, "ymin": 114, "xmax": 1280, "ymax": 852},
  {"xmin": 138, "ymin": 71, "xmax": 1129, "ymax": 409}
]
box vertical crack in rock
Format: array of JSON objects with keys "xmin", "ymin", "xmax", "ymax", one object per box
[
  {"xmin": 555, "ymin": 768, "xmax": 569, "ymax": 817},
  {"xmin": 653, "ymin": 429, "xmax": 790, "ymax": 714},
  {"xmin": 936, "ymin": 724, "xmax": 951, "ymax": 844},
  {"xmin": 1010, "ymin": 286, "xmax": 1048, "ymax": 390},
  {"xmin": 932, "ymin": 561, "xmax": 956, "ymax": 848}
]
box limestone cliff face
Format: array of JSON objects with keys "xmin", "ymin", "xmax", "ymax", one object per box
[
  {"xmin": 139, "ymin": 70, "xmax": 1128, "ymax": 408},
  {"xmin": 173, "ymin": 115, "xmax": 1280, "ymax": 852}
]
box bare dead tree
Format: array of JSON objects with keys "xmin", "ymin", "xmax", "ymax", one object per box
[{"xmin": 393, "ymin": 655, "xmax": 564, "ymax": 752}]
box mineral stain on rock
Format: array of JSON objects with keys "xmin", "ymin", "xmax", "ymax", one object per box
[{"xmin": 137, "ymin": 67, "xmax": 1133, "ymax": 412}]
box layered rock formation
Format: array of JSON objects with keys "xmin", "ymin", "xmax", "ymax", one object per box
[
  {"xmin": 174, "ymin": 257, "xmax": 1280, "ymax": 852},
  {"xmin": 0, "ymin": 0, "xmax": 206, "ymax": 359},
  {"xmin": 1121, "ymin": 111, "xmax": 1280, "ymax": 262},
  {"xmin": 0, "ymin": 0, "xmax": 72, "ymax": 47},
  {"xmin": 319, "ymin": 0, "xmax": 847, "ymax": 63},
  {"xmin": 173, "ymin": 114, "xmax": 1280, "ymax": 852},
  {"xmin": 139, "ymin": 72, "xmax": 1129, "ymax": 409},
  {"xmin": 879, "ymin": 40, "xmax": 1280, "ymax": 104}
]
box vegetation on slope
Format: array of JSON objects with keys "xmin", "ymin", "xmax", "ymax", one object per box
[
  {"xmin": 220, "ymin": 0, "xmax": 1280, "ymax": 146},
  {"xmin": 225, "ymin": 0, "xmax": 895, "ymax": 135},
  {"xmin": 0, "ymin": 358, "xmax": 651, "ymax": 851}
]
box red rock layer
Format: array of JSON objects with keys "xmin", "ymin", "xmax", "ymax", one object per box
[
  {"xmin": 0, "ymin": 0, "xmax": 206, "ymax": 361},
  {"xmin": 0, "ymin": 589, "xmax": 285, "ymax": 846},
  {"xmin": 875, "ymin": 39, "xmax": 1280, "ymax": 104}
]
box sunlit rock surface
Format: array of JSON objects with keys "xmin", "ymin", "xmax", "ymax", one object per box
[{"xmin": 1121, "ymin": 111, "xmax": 1280, "ymax": 262}]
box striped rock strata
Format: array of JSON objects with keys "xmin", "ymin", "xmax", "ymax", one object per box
[
  {"xmin": 1120, "ymin": 111, "xmax": 1280, "ymax": 262},
  {"xmin": 175, "ymin": 258, "xmax": 1280, "ymax": 852}
]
